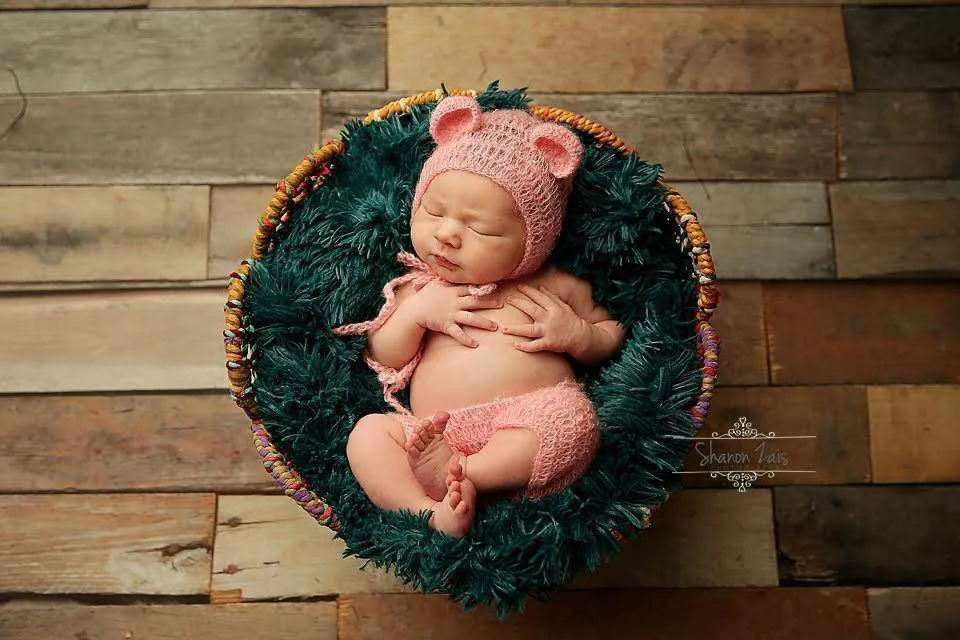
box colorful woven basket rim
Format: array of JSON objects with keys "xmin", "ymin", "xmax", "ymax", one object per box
[{"xmin": 223, "ymin": 87, "xmax": 720, "ymax": 532}]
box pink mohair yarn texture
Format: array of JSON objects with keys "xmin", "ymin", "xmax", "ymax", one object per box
[
  {"xmin": 391, "ymin": 380, "xmax": 600, "ymax": 500},
  {"xmin": 411, "ymin": 94, "xmax": 584, "ymax": 280}
]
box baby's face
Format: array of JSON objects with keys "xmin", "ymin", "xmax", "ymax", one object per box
[{"xmin": 411, "ymin": 170, "xmax": 526, "ymax": 284}]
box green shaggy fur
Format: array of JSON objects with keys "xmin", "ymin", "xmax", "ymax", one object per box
[{"xmin": 245, "ymin": 84, "xmax": 701, "ymax": 616}]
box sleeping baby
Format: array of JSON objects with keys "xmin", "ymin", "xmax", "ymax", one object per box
[{"xmin": 334, "ymin": 95, "xmax": 625, "ymax": 537}]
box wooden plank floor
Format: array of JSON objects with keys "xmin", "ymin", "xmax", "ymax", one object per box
[{"xmin": 1, "ymin": 2, "xmax": 958, "ymax": 639}]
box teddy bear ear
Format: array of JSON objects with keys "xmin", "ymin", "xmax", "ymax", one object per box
[
  {"xmin": 429, "ymin": 95, "xmax": 482, "ymax": 145},
  {"xmin": 528, "ymin": 123, "xmax": 583, "ymax": 179}
]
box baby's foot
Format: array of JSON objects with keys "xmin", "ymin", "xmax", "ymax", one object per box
[
  {"xmin": 428, "ymin": 463, "xmax": 476, "ymax": 538},
  {"xmin": 406, "ymin": 411, "xmax": 459, "ymax": 502}
]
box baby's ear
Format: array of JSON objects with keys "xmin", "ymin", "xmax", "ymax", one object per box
[
  {"xmin": 429, "ymin": 95, "xmax": 482, "ymax": 145},
  {"xmin": 529, "ymin": 123, "xmax": 583, "ymax": 179}
]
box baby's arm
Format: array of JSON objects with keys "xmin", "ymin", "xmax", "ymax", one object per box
[
  {"xmin": 367, "ymin": 281, "xmax": 503, "ymax": 369},
  {"xmin": 504, "ymin": 268, "xmax": 625, "ymax": 366},
  {"xmin": 562, "ymin": 275, "xmax": 625, "ymax": 367},
  {"xmin": 366, "ymin": 282, "xmax": 426, "ymax": 369}
]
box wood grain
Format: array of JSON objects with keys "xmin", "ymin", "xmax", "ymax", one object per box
[
  {"xmin": 0, "ymin": 393, "xmax": 271, "ymax": 492},
  {"xmin": 155, "ymin": 0, "xmax": 565, "ymax": 5},
  {"xmin": 0, "ymin": 9, "xmax": 383, "ymax": 93},
  {"xmin": 709, "ymin": 282, "xmax": 768, "ymax": 386},
  {"xmin": 209, "ymin": 185, "xmax": 275, "ymax": 279},
  {"xmin": 575, "ymin": 489, "xmax": 778, "ymax": 588},
  {"xmin": 320, "ymin": 90, "xmax": 408, "ymax": 142},
  {"xmin": 0, "ymin": 494, "xmax": 215, "ymax": 595},
  {"xmin": 339, "ymin": 588, "xmax": 870, "ymax": 640},
  {"xmin": 0, "ymin": 186, "xmax": 209, "ymax": 283},
  {"xmin": 1, "ymin": 0, "xmax": 143, "ymax": 6},
  {"xmin": 0, "ymin": 92, "xmax": 318, "ymax": 185},
  {"xmin": 764, "ymin": 282, "xmax": 960, "ymax": 385},
  {"xmin": 211, "ymin": 495, "xmax": 407, "ymax": 601},
  {"xmin": 706, "ymin": 226, "xmax": 834, "ymax": 279},
  {"xmin": 682, "ymin": 385, "xmax": 871, "ymax": 486},
  {"xmin": 388, "ymin": 7, "xmax": 852, "ymax": 93},
  {"xmin": 831, "ymin": 180, "xmax": 960, "ymax": 278},
  {"xmin": 0, "ymin": 289, "xmax": 228, "ymax": 393},
  {"xmin": 844, "ymin": 6, "xmax": 960, "ymax": 90},
  {"xmin": 672, "ymin": 181, "xmax": 830, "ymax": 226},
  {"xmin": 840, "ymin": 92, "xmax": 960, "ymax": 179},
  {"xmin": 868, "ymin": 587, "xmax": 960, "ymax": 640},
  {"xmin": 868, "ymin": 385, "xmax": 960, "ymax": 483},
  {"xmin": 0, "ymin": 602, "xmax": 337, "ymax": 640},
  {"xmin": 542, "ymin": 93, "xmax": 838, "ymax": 180},
  {"xmin": 775, "ymin": 485, "xmax": 960, "ymax": 584}
]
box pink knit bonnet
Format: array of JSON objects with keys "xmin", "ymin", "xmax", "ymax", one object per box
[{"xmin": 411, "ymin": 95, "xmax": 584, "ymax": 280}]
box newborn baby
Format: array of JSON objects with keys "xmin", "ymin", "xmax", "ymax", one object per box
[{"xmin": 335, "ymin": 95, "xmax": 625, "ymax": 537}]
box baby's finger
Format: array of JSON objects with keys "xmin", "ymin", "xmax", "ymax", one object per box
[
  {"xmin": 505, "ymin": 294, "xmax": 543, "ymax": 320},
  {"xmin": 501, "ymin": 323, "xmax": 543, "ymax": 338},
  {"xmin": 454, "ymin": 310, "xmax": 498, "ymax": 331},
  {"xmin": 514, "ymin": 338, "xmax": 549, "ymax": 353},
  {"xmin": 444, "ymin": 322, "xmax": 478, "ymax": 348},
  {"xmin": 460, "ymin": 295, "xmax": 504, "ymax": 311},
  {"xmin": 538, "ymin": 286, "xmax": 569, "ymax": 308},
  {"xmin": 517, "ymin": 283, "xmax": 555, "ymax": 308}
]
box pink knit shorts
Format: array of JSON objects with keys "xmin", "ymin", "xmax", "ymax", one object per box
[{"xmin": 394, "ymin": 380, "xmax": 599, "ymax": 500}]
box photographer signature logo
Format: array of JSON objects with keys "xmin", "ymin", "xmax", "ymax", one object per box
[{"xmin": 671, "ymin": 417, "xmax": 816, "ymax": 491}]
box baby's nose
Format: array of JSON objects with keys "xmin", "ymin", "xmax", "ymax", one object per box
[{"xmin": 435, "ymin": 226, "xmax": 462, "ymax": 248}]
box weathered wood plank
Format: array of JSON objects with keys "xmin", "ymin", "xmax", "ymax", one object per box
[
  {"xmin": 673, "ymin": 182, "xmax": 830, "ymax": 226},
  {"xmin": 0, "ymin": 279, "xmax": 224, "ymax": 293},
  {"xmin": 0, "ymin": 602, "xmax": 337, "ymax": 640},
  {"xmin": 576, "ymin": 0, "xmax": 960, "ymax": 3},
  {"xmin": 0, "ymin": 92, "xmax": 318, "ymax": 185},
  {"xmin": 321, "ymin": 92, "xmax": 838, "ymax": 181},
  {"xmin": 209, "ymin": 185, "xmax": 275, "ymax": 279},
  {"xmin": 0, "ymin": 290, "xmax": 227, "ymax": 393},
  {"xmin": 320, "ymin": 90, "xmax": 407, "ymax": 142},
  {"xmin": 388, "ymin": 8, "xmax": 852, "ymax": 93},
  {"xmin": 0, "ymin": 9, "xmax": 383, "ymax": 93},
  {"xmin": 682, "ymin": 386, "xmax": 871, "ymax": 486},
  {"xmin": 0, "ymin": 186, "xmax": 209, "ymax": 283},
  {"xmin": 868, "ymin": 587, "xmax": 960, "ymax": 640},
  {"xmin": 575, "ymin": 489, "xmax": 778, "ymax": 588},
  {"xmin": 840, "ymin": 92, "xmax": 960, "ymax": 179},
  {"xmin": 0, "ymin": 393, "xmax": 271, "ymax": 492},
  {"xmin": 709, "ymin": 282, "xmax": 768, "ymax": 386},
  {"xmin": 775, "ymin": 486, "xmax": 960, "ymax": 584},
  {"xmin": 574, "ymin": 0, "xmax": 843, "ymax": 3},
  {"xmin": 212, "ymin": 495, "xmax": 407, "ymax": 600},
  {"xmin": 706, "ymin": 226, "xmax": 834, "ymax": 279},
  {"xmin": 1, "ymin": 0, "xmax": 143, "ymax": 7},
  {"xmin": 544, "ymin": 94, "xmax": 838, "ymax": 180},
  {"xmin": 764, "ymin": 282, "xmax": 960, "ymax": 385},
  {"xmin": 868, "ymin": 385, "xmax": 960, "ymax": 483},
  {"xmin": 844, "ymin": 7, "xmax": 960, "ymax": 91},
  {"xmin": 677, "ymin": 183, "xmax": 834, "ymax": 278},
  {"xmin": 339, "ymin": 588, "xmax": 870, "ymax": 640},
  {"xmin": 0, "ymin": 494, "xmax": 215, "ymax": 595},
  {"xmin": 845, "ymin": 0, "xmax": 960, "ymax": 4},
  {"xmin": 156, "ymin": 0, "xmax": 564, "ymax": 5},
  {"xmin": 831, "ymin": 180, "xmax": 960, "ymax": 278}
]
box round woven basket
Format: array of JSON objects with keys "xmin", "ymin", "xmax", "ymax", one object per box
[{"xmin": 223, "ymin": 86, "xmax": 720, "ymax": 602}]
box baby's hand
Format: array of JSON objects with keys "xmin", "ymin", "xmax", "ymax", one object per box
[
  {"xmin": 502, "ymin": 284, "xmax": 589, "ymax": 354},
  {"xmin": 411, "ymin": 281, "xmax": 502, "ymax": 348}
]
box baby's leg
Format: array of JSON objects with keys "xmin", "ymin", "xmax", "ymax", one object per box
[
  {"xmin": 347, "ymin": 413, "xmax": 475, "ymax": 537},
  {"xmin": 460, "ymin": 428, "xmax": 539, "ymax": 493}
]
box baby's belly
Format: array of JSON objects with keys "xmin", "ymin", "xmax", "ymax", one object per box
[{"xmin": 408, "ymin": 317, "xmax": 574, "ymax": 417}]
